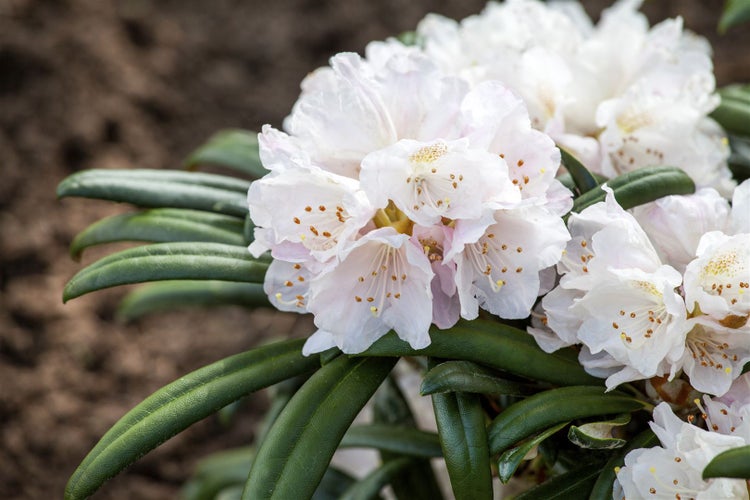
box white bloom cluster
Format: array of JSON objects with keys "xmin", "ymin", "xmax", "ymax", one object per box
[
  {"xmin": 531, "ymin": 180, "xmax": 750, "ymax": 395},
  {"xmin": 411, "ymin": 0, "xmax": 735, "ymax": 196},
  {"xmin": 614, "ymin": 401, "xmax": 749, "ymax": 499},
  {"xmin": 616, "ymin": 374, "xmax": 750, "ymax": 498},
  {"xmin": 248, "ymin": 50, "xmax": 570, "ymax": 355}
]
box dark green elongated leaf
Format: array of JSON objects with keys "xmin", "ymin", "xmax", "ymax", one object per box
[
  {"xmin": 340, "ymin": 458, "xmax": 415, "ymax": 500},
  {"xmin": 70, "ymin": 208, "xmax": 246, "ymax": 259},
  {"xmin": 497, "ymin": 422, "xmax": 569, "ymax": 483},
  {"xmin": 256, "ymin": 375, "xmax": 310, "ymax": 448},
  {"xmin": 589, "ymin": 429, "xmax": 657, "ymax": 500},
  {"xmin": 703, "ymin": 444, "xmax": 750, "ymax": 479},
  {"xmin": 185, "ymin": 129, "xmax": 267, "ymax": 179},
  {"xmin": 242, "ymin": 356, "xmax": 397, "ymax": 500},
  {"xmin": 556, "ymin": 172, "xmax": 609, "ymax": 193},
  {"xmin": 568, "ymin": 414, "xmax": 630, "ymax": 450},
  {"xmin": 569, "ymin": 166, "xmax": 695, "ymax": 217},
  {"xmin": 361, "ymin": 319, "xmax": 600, "ymax": 387},
  {"xmin": 711, "ymin": 95, "xmax": 750, "ymax": 136},
  {"xmin": 728, "ymin": 132, "xmax": 750, "ymax": 182},
  {"xmin": 487, "ymin": 386, "xmax": 647, "ymax": 456},
  {"xmin": 60, "ymin": 168, "xmax": 251, "ymax": 193},
  {"xmin": 117, "ymin": 280, "xmax": 269, "ymax": 322},
  {"xmin": 373, "ymin": 375, "xmax": 444, "ymax": 500},
  {"xmin": 719, "ymin": 84, "xmax": 750, "ymax": 105},
  {"xmin": 432, "ymin": 390, "xmax": 493, "ymax": 499},
  {"xmin": 515, "ymin": 461, "xmax": 604, "ymax": 500},
  {"xmin": 421, "ymin": 360, "xmax": 537, "ymax": 396},
  {"xmin": 719, "ymin": 0, "xmax": 750, "ymax": 33},
  {"xmin": 63, "ymin": 242, "xmax": 268, "ymax": 302},
  {"xmin": 560, "ymin": 147, "xmax": 600, "ymax": 194},
  {"xmin": 65, "ymin": 339, "xmax": 320, "ymax": 500},
  {"xmin": 57, "ymin": 169, "xmax": 250, "ymax": 217},
  {"xmin": 339, "ymin": 425, "xmax": 442, "ymax": 458},
  {"xmin": 313, "ymin": 467, "xmax": 359, "ymax": 500},
  {"xmin": 185, "ymin": 450, "xmax": 358, "ymax": 500},
  {"xmin": 183, "ymin": 447, "xmax": 254, "ymax": 500}
]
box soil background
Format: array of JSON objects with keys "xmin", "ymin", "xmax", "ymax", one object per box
[{"xmin": 1, "ymin": 1, "xmax": 749, "ymax": 499}]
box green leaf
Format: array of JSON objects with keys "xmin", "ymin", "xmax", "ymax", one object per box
[
  {"xmin": 497, "ymin": 421, "xmax": 569, "ymax": 483},
  {"xmin": 255, "ymin": 375, "xmax": 310, "ymax": 448},
  {"xmin": 70, "ymin": 208, "xmax": 246, "ymax": 259},
  {"xmin": 185, "ymin": 129, "xmax": 267, "ymax": 179},
  {"xmin": 432, "ymin": 390, "xmax": 493, "ymax": 499},
  {"xmin": 728, "ymin": 133, "xmax": 750, "ymax": 182},
  {"xmin": 589, "ymin": 429, "xmax": 657, "ymax": 500},
  {"xmin": 719, "ymin": 0, "xmax": 750, "ymax": 33},
  {"xmin": 117, "ymin": 280, "xmax": 269, "ymax": 322},
  {"xmin": 567, "ymin": 414, "xmax": 630, "ymax": 450},
  {"xmin": 712, "ymin": 96, "xmax": 750, "ymax": 137},
  {"xmin": 339, "ymin": 425, "xmax": 442, "ymax": 458},
  {"xmin": 63, "ymin": 242, "xmax": 268, "ymax": 302},
  {"xmin": 703, "ymin": 444, "xmax": 750, "ymax": 479},
  {"xmin": 57, "ymin": 169, "xmax": 250, "ymax": 217},
  {"xmin": 719, "ymin": 84, "xmax": 750, "ymax": 105},
  {"xmin": 339, "ymin": 458, "xmax": 415, "ymax": 500},
  {"xmin": 64, "ymin": 338, "xmax": 320, "ymax": 500},
  {"xmin": 560, "ymin": 147, "xmax": 600, "ymax": 194},
  {"xmin": 372, "ymin": 375, "xmax": 444, "ymax": 500},
  {"xmin": 242, "ymin": 356, "xmax": 397, "ymax": 500},
  {"xmin": 569, "ymin": 166, "xmax": 695, "ymax": 217},
  {"xmin": 361, "ymin": 319, "xmax": 600, "ymax": 387},
  {"xmin": 313, "ymin": 467, "xmax": 359, "ymax": 500},
  {"xmin": 487, "ymin": 386, "xmax": 647, "ymax": 456},
  {"xmin": 185, "ymin": 450, "xmax": 358, "ymax": 500},
  {"xmin": 515, "ymin": 461, "xmax": 604, "ymax": 500},
  {"xmin": 183, "ymin": 447, "xmax": 254, "ymax": 500},
  {"xmin": 421, "ymin": 360, "xmax": 537, "ymax": 396}
]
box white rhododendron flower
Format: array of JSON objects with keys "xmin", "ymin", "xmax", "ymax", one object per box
[
  {"xmin": 411, "ymin": 0, "xmax": 734, "ymax": 195},
  {"xmin": 614, "ymin": 403, "xmax": 749, "ymax": 500},
  {"xmin": 632, "ymin": 189, "xmax": 731, "ymax": 273},
  {"xmin": 248, "ymin": 49, "xmax": 570, "ymax": 354},
  {"xmin": 703, "ymin": 372, "xmax": 750, "ymax": 442},
  {"xmin": 533, "ymin": 180, "xmax": 750, "ymax": 395}
]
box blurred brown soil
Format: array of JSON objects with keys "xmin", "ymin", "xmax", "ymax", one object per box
[{"xmin": 0, "ymin": 0, "xmax": 748, "ymax": 499}]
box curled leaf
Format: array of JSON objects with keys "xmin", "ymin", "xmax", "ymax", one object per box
[{"xmin": 567, "ymin": 413, "xmax": 630, "ymax": 450}]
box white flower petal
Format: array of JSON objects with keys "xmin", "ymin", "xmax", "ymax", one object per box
[
  {"xmin": 308, "ymin": 228, "xmax": 434, "ymax": 353},
  {"xmin": 449, "ymin": 206, "xmax": 569, "ymax": 320},
  {"xmin": 360, "ymin": 138, "xmax": 519, "ymax": 226},
  {"xmin": 684, "ymin": 232, "xmax": 750, "ymax": 320}
]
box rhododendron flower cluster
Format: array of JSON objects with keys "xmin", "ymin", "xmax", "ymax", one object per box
[
  {"xmin": 531, "ymin": 180, "xmax": 750, "ymax": 396},
  {"xmin": 407, "ymin": 0, "xmax": 734, "ymax": 196},
  {"xmin": 248, "ymin": 51, "xmax": 570, "ymax": 355},
  {"xmin": 616, "ymin": 373, "xmax": 750, "ymax": 499}
]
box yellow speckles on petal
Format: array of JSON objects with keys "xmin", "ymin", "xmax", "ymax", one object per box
[
  {"xmin": 702, "ymin": 251, "xmax": 740, "ymax": 277},
  {"xmin": 635, "ymin": 280, "xmax": 662, "ymax": 297},
  {"xmin": 409, "ymin": 142, "xmax": 448, "ymax": 163}
]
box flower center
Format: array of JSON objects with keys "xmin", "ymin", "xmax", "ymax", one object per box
[{"xmin": 373, "ymin": 200, "xmax": 413, "ymax": 235}]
